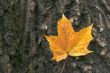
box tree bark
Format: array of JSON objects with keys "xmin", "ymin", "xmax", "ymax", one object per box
[{"xmin": 0, "ymin": 0, "xmax": 110, "ymax": 73}]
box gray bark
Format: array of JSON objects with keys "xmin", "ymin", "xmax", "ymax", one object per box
[{"xmin": 0, "ymin": 0, "xmax": 110, "ymax": 73}]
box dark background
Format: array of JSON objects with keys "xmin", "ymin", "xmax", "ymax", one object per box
[{"xmin": 0, "ymin": 0, "xmax": 110, "ymax": 73}]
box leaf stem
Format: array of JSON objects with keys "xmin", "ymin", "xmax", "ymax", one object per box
[{"xmin": 60, "ymin": 58, "xmax": 68, "ymax": 73}]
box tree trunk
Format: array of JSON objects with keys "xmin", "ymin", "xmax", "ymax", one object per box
[{"xmin": 0, "ymin": 0, "xmax": 110, "ymax": 73}]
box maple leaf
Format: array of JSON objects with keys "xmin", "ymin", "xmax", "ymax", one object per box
[{"xmin": 45, "ymin": 14, "xmax": 93, "ymax": 62}]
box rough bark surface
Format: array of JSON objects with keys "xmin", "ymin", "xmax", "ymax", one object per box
[{"xmin": 0, "ymin": 0, "xmax": 110, "ymax": 73}]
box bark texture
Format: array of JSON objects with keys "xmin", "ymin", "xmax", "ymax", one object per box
[{"xmin": 0, "ymin": 0, "xmax": 110, "ymax": 73}]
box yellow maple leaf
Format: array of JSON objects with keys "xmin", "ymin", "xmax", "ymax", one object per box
[{"xmin": 45, "ymin": 14, "xmax": 93, "ymax": 62}]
